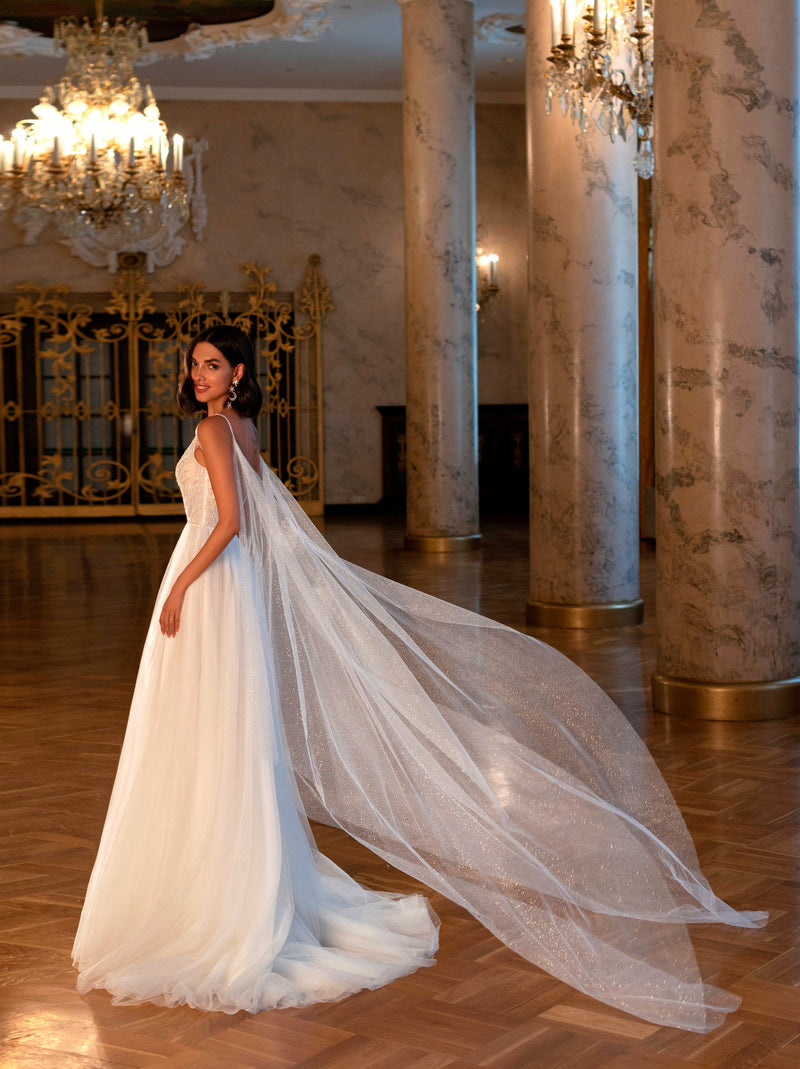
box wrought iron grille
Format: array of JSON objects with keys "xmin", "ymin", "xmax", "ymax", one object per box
[{"xmin": 0, "ymin": 253, "xmax": 332, "ymax": 517}]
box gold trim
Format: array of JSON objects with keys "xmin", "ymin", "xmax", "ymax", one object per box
[
  {"xmin": 0, "ymin": 255, "xmax": 331, "ymax": 517},
  {"xmin": 526, "ymin": 599, "xmax": 644, "ymax": 629},
  {"xmin": 404, "ymin": 533, "xmax": 482, "ymax": 553},
  {"xmin": 652, "ymin": 672, "xmax": 800, "ymax": 722}
]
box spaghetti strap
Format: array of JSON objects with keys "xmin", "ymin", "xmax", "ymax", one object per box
[
  {"xmin": 208, "ymin": 411, "xmax": 235, "ymax": 437},
  {"xmin": 207, "ymin": 411, "xmax": 262, "ymax": 479}
]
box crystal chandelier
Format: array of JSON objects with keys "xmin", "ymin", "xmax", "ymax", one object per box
[
  {"xmin": 0, "ymin": 2, "xmax": 206, "ymax": 271},
  {"xmin": 546, "ymin": 1, "xmax": 654, "ymax": 179}
]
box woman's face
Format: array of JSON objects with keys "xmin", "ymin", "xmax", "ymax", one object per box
[{"xmin": 190, "ymin": 341, "xmax": 239, "ymax": 409}]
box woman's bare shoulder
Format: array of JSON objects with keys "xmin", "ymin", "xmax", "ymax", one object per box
[{"xmin": 196, "ymin": 414, "xmax": 235, "ymax": 450}]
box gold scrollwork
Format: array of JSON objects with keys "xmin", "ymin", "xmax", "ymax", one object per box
[
  {"xmin": 284, "ymin": 456, "xmax": 320, "ymax": 497},
  {"xmin": 137, "ymin": 453, "xmax": 177, "ymax": 497},
  {"xmin": 81, "ymin": 460, "xmax": 132, "ymax": 502},
  {"xmin": 107, "ymin": 254, "xmax": 157, "ymax": 323},
  {"xmin": 0, "ymin": 471, "xmax": 27, "ymax": 499},
  {"xmin": 0, "ymin": 456, "xmax": 74, "ymax": 502},
  {"xmin": 1, "ymin": 255, "xmax": 331, "ymax": 516},
  {"xmin": 299, "ymin": 254, "xmax": 335, "ymax": 326},
  {"xmin": 0, "ymin": 455, "xmax": 132, "ymax": 504},
  {"xmin": 144, "ymin": 338, "xmax": 179, "ymax": 418}
]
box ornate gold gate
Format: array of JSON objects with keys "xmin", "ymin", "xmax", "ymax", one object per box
[{"xmin": 0, "ymin": 254, "xmax": 332, "ymax": 517}]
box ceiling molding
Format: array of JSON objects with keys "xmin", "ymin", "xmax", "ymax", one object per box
[
  {"xmin": 0, "ymin": 0, "xmax": 333, "ymax": 61},
  {"xmin": 474, "ymin": 13, "xmax": 525, "ymax": 44}
]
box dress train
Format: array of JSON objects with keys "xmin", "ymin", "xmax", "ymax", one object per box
[{"xmin": 73, "ymin": 416, "xmax": 766, "ymax": 1030}]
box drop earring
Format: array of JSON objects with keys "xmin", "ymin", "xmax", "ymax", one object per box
[{"xmin": 226, "ymin": 378, "xmax": 239, "ymax": 409}]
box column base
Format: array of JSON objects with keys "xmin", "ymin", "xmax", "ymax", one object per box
[
  {"xmin": 652, "ymin": 672, "xmax": 800, "ymax": 721},
  {"xmin": 404, "ymin": 533, "xmax": 482, "ymax": 553},
  {"xmin": 525, "ymin": 599, "xmax": 644, "ymax": 629}
]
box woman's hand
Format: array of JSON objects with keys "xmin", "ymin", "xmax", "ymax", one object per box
[{"xmin": 159, "ymin": 584, "xmax": 186, "ymax": 638}]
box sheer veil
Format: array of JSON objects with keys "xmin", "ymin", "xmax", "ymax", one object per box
[{"xmin": 230, "ymin": 437, "xmax": 766, "ymax": 1033}]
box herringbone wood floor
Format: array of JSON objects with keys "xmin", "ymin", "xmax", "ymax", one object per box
[{"xmin": 1, "ymin": 516, "xmax": 798, "ymax": 1069}]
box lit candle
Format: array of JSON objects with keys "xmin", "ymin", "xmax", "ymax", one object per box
[
  {"xmin": 12, "ymin": 128, "xmax": 24, "ymax": 169},
  {"xmin": 90, "ymin": 133, "xmax": 97, "ymax": 164},
  {"xmin": 128, "ymin": 137, "xmax": 136, "ymax": 167},
  {"xmin": 563, "ymin": 0, "xmax": 578, "ymax": 40},
  {"xmin": 636, "ymin": 0, "xmax": 644, "ymax": 21},
  {"xmin": 562, "ymin": 0, "xmax": 569, "ymax": 37},
  {"xmin": 551, "ymin": 0, "xmax": 560, "ymax": 47},
  {"xmin": 593, "ymin": 0, "xmax": 605, "ymax": 31},
  {"xmin": 173, "ymin": 133, "xmax": 183, "ymax": 174},
  {"xmin": 489, "ymin": 253, "xmax": 499, "ymax": 287},
  {"xmin": 52, "ymin": 135, "xmax": 60, "ymax": 167}
]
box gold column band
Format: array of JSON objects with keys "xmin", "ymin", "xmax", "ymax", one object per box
[
  {"xmin": 652, "ymin": 672, "xmax": 800, "ymax": 722},
  {"xmin": 404, "ymin": 533, "xmax": 482, "ymax": 553},
  {"xmin": 525, "ymin": 599, "xmax": 644, "ymax": 629}
]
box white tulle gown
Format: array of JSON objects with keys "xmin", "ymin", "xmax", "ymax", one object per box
[{"xmin": 73, "ymin": 413, "xmax": 766, "ymax": 1031}]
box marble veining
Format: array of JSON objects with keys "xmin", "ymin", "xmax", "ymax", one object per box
[
  {"xmin": 525, "ymin": 0, "xmax": 640, "ymax": 606},
  {"xmin": 654, "ymin": 0, "xmax": 800, "ymax": 681},
  {"xmin": 401, "ymin": 0, "xmax": 479, "ymax": 538}
]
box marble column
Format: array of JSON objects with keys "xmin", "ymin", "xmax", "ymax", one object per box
[
  {"xmin": 652, "ymin": 0, "xmax": 800, "ymax": 719},
  {"xmin": 399, "ymin": 0, "xmax": 480, "ymax": 552},
  {"xmin": 524, "ymin": 0, "xmax": 642, "ymax": 628}
]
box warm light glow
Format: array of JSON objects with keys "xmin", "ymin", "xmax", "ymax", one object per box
[
  {"xmin": 0, "ymin": 6, "xmax": 195, "ymax": 244},
  {"xmin": 173, "ymin": 133, "xmax": 184, "ymax": 174},
  {"xmin": 476, "ymin": 246, "xmax": 500, "ymax": 310},
  {"xmin": 544, "ymin": 0, "xmax": 654, "ymax": 178}
]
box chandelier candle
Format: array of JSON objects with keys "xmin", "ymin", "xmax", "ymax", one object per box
[
  {"xmin": 545, "ymin": 1, "xmax": 654, "ymax": 178},
  {"xmin": 0, "ymin": 1, "xmax": 198, "ymax": 260}
]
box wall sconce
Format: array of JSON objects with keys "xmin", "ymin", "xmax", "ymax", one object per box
[{"xmin": 476, "ymin": 248, "xmax": 499, "ymax": 312}]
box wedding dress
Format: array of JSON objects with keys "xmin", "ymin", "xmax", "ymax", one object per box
[{"xmin": 73, "ymin": 414, "xmax": 766, "ymax": 1031}]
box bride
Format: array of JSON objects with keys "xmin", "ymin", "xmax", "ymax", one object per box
[{"xmin": 73, "ymin": 324, "xmax": 766, "ymax": 1032}]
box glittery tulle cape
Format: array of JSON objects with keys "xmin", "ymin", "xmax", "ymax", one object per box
[{"xmin": 234, "ymin": 448, "xmax": 766, "ymax": 1033}]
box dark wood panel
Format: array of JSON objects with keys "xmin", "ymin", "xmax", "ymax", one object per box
[{"xmin": 377, "ymin": 405, "xmax": 528, "ymax": 514}]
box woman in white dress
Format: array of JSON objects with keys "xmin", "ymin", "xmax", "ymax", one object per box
[{"xmin": 73, "ymin": 325, "xmax": 766, "ymax": 1031}]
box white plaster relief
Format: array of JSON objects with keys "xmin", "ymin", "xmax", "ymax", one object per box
[
  {"xmin": 474, "ymin": 14, "xmax": 525, "ymax": 45},
  {"xmin": 0, "ymin": 1, "xmax": 333, "ymax": 62}
]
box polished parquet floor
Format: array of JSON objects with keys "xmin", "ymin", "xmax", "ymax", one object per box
[{"xmin": 1, "ymin": 515, "xmax": 798, "ymax": 1069}]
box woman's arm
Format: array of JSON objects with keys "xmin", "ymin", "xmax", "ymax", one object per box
[{"xmin": 159, "ymin": 417, "xmax": 241, "ymax": 637}]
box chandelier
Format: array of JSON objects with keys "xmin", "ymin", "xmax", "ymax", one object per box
[
  {"xmin": 546, "ymin": 1, "xmax": 654, "ymax": 179},
  {"xmin": 0, "ymin": 2, "xmax": 206, "ymax": 271}
]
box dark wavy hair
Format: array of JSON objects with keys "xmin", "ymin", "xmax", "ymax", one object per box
[{"xmin": 178, "ymin": 324, "xmax": 263, "ymax": 419}]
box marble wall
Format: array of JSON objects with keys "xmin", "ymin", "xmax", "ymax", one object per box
[{"xmin": 0, "ymin": 98, "xmax": 526, "ymax": 504}]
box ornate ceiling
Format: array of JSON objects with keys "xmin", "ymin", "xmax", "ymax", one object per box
[
  {"xmin": 0, "ymin": 1, "xmax": 526, "ymax": 96},
  {"xmin": 0, "ymin": 4, "xmax": 276, "ymax": 43}
]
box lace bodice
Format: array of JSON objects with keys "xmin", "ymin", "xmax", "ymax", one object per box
[{"xmin": 175, "ymin": 436, "xmax": 218, "ymax": 527}]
